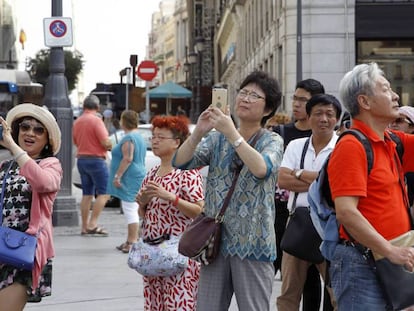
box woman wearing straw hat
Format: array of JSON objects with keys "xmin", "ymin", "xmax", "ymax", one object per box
[{"xmin": 0, "ymin": 103, "xmax": 62, "ymax": 310}]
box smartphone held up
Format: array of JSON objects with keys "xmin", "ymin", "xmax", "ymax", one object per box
[{"xmin": 211, "ymin": 88, "xmax": 228, "ymax": 113}]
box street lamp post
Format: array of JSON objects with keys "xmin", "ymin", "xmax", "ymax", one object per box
[
  {"xmin": 188, "ymin": 51, "xmax": 197, "ymax": 122},
  {"xmin": 188, "ymin": 37, "xmax": 204, "ymax": 122},
  {"xmin": 194, "ymin": 37, "xmax": 204, "ymax": 121},
  {"xmin": 44, "ymin": 0, "xmax": 78, "ymax": 226},
  {"xmin": 183, "ymin": 46, "xmax": 190, "ymax": 87}
]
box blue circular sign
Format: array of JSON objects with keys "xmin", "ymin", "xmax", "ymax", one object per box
[{"xmin": 49, "ymin": 20, "xmax": 67, "ymax": 38}]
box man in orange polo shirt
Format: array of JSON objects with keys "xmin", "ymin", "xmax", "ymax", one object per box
[
  {"xmin": 73, "ymin": 95, "xmax": 112, "ymax": 236},
  {"xmin": 328, "ymin": 62, "xmax": 414, "ymax": 309}
]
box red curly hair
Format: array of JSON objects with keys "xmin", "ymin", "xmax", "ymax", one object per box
[{"xmin": 151, "ymin": 115, "xmax": 191, "ymax": 145}]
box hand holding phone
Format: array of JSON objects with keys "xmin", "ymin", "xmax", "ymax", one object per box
[{"xmin": 211, "ymin": 88, "xmax": 228, "ymax": 113}]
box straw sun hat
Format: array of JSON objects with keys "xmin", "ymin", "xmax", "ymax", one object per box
[{"xmin": 6, "ymin": 103, "xmax": 62, "ymax": 155}]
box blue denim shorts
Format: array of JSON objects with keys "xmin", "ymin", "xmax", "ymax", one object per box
[{"xmin": 77, "ymin": 158, "xmax": 109, "ymax": 195}]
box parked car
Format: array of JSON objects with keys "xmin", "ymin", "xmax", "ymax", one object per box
[{"xmin": 72, "ymin": 124, "xmax": 208, "ymax": 207}]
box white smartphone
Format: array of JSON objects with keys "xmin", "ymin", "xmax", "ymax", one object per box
[{"xmin": 211, "ymin": 88, "xmax": 228, "ymax": 113}]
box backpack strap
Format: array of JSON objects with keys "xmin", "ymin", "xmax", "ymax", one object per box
[
  {"xmin": 339, "ymin": 129, "xmax": 405, "ymax": 175},
  {"xmin": 300, "ymin": 138, "xmax": 310, "ymax": 169},
  {"xmin": 387, "ymin": 130, "xmax": 404, "ymax": 163},
  {"xmin": 338, "ymin": 129, "xmax": 374, "ymax": 174},
  {"xmin": 279, "ymin": 124, "xmax": 285, "ymax": 141}
]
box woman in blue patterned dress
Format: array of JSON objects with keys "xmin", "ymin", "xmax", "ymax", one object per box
[{"xmin": 173, "ymin": 71, "xmax": 284, "ymax": 311}]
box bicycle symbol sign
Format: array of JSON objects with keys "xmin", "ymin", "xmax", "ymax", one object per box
[
  {"xmin": 44, "ymin": 17, "xmax": 72, "ymax": 47},
  {"xmin": 49, "ymin": 20, "xmax": 67, "ymax": 38}
]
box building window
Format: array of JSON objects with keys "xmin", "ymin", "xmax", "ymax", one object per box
[{"xmin": 358, "ymin": 40, "xmax": 414, "ymax": 106}]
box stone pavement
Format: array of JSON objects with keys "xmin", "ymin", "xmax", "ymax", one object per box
[{"xmin": 26, "ymin": 186, "xmax": 282, "ymax": 310}]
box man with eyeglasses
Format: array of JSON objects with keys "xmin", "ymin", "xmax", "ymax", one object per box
[
  {"xmin": 73, "ymin": 95, "xmax": 113, "ymax": 237},
  {"xmin": 389, "ymin": 105, "xmax": 414, "ymax": 208},
  {"xmin": 272, "ymin": 78, "xmax": 332, "ymax": 311},
  {"xmin": 389, "ymin": 105, "xmax": 414, "ymax": 134}
]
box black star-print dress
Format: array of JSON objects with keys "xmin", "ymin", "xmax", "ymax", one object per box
[{"xmin": 0, "ymin": 160, "xmax": 52, "ymax": 302}]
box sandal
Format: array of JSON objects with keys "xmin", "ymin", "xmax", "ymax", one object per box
[
  {"xmin": 86, "ymin": 226, "xmax": 109, "ymax": 237},
  {"xmin": 121, "ymin": 241, "xmax": 133, "ymax": 253},
  {"xmin": 116, "ymin": 242, "xmax": 128, "ymax": 251}
]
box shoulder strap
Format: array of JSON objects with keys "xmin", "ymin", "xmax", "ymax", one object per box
[
  {"xmin": 300, "ymin": 138, "xmax": 310, "ymax": 169},
  {"xmin": 387, "ymin": 130, "xmax": 404, "ymax": 163},
  {"xmin": 292, "ymin": 138, "xmax": 310, "ymax": 209},
  {"xmin": 216, "ymin": 128, "xmax": 265, "ymax": 221},
  {"xmin": 279, "ymin": 124, "xmax": 285, "ymax": 140},
  {"xmin": 338, "ymin": 129, "xmax": 373, "ymax": 174}
]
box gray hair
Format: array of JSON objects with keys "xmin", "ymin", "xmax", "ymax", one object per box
[
  {"xmin": 83, "ymin": 95, "xmax": 100, "ymax": 110},
  {"xmin": 339, "ymin": 62, "xmax": 384, "ymax": 117}
]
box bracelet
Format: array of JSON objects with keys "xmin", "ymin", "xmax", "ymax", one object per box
[
  {"xmin": 13, "ymin": 151, "xmax": 27, "ymax": 161},
  {"xmin": 114, "ymin": 174, "xmax": 122, "ymax": 180},
  {"xmin": 173, "ymin": 195, "xmax": 179, "ymax": 206}
]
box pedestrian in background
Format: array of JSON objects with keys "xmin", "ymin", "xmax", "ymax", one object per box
[
  {"xmin": 73, "ymin": 95, "xmax": 112, "ymax": 236},
  {"xmin": 389, "ymin": 105, "xmax": 414, "ymax": 134},
  {"xmin": 264, "ymin": 112, "xmax": 291, "ymax": 130},
  {"xmin": 137, "ymin": 115, "xmax": 204, "ymax": 310},
  {"xmin": 389, "ymin": 105, "xmax": 414, "ymax": 207},
  {"xmin": 0, "ymin": 104, "xmax": 62, "ymax": 310},
  {"xmin": 335, "ymin": 110, "xmax": 351, "ymax": 135},
  {"xmin": 328, "ymin": 62, "xmax": 414, "ymax": 309},
  {"xmin": 276, "ymin": 94, "xmax": 341, "ymax": 311},
  {"xmin": 107, "ymin": 110, "xmax": 146, "ymax": 253},
  {"xmin": 176, "ymin": 105, "xmax": 187, "ymax": 116},
  {"xmin": 272, "ymin": 78, "xmax": 332, "ymax": 311},
  {"xmin": 173, "ymin": 70, "xmax": 283, "ymax": 311},
  {"xmin": 103, "ymin": 109, "xmax": 117, "ymax": 135}
]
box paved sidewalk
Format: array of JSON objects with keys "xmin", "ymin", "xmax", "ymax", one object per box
[{"xmin": 26, "ymin": 187, "xmax": 281, "ymax": 310}]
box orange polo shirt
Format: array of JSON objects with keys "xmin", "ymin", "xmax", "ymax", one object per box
[
  {"xmin": 73, "ymin": 110, "xmax": 109, "ymax": 158},
  {"xmin": 328, "ymin": 119, "xmax": 414, "ymax": 241}
]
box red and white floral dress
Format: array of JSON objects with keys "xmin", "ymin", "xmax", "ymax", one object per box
[{"xmin": 140, "ymin": 166, "xmax": 204, "ymax": 311}]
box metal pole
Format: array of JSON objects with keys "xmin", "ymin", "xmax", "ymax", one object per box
[
  {"xmin": 195, "ymin": 51, "xmax": 202, "ymax": 120},
  {"xmin": 145, "ymin": 81, "xmax": 150, "ymax": 123},
  {"xmin": 296, "ymin": 0, "xmax": 302, "ymax": 82},
  {"xmin": 125, "ymin": 68, "xmax": 130, "ymax": 110},
  {"xmin": 43, "ymin": 0, "xmax": 78, "ymax": 226}
]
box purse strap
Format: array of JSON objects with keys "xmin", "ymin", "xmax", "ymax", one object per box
[
  {"xmin": 215, "ymin": 128, "xmax": 265, "ymax": 222},
  {"xmin": 0, "ymin": 161, "xmax": 14, "ymax": 225},
  {"xmin": 291, "ymin": 138, "xmax": 310, "ymax": 213}
]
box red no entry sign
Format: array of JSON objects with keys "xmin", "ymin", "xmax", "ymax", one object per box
[{"xmin": 137, "ymin": 60, "xmax": 158, "ymax": 81}]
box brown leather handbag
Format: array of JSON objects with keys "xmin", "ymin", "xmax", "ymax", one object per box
[{"xmin": 178, "ymin": 168, "xmax": 239, "ymax": 265}]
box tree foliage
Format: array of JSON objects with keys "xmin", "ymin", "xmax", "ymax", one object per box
[{"xmin": 28, "ymin": 49, "xmax": 84, "ymax": 92}]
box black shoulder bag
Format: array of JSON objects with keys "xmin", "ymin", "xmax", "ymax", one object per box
[{"xmin": 280, "ymin": 138, "xmax": 324, "ymax": 264}]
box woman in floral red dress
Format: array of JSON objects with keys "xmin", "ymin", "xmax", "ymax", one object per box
[{"xmin": 137, "ymin": 115, "xmax": 204, "ymax": 311}]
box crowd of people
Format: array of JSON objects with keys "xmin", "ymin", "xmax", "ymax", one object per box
[{"xmin": 1, "ymin": 62, "xmax": 414, "ymax": 310}]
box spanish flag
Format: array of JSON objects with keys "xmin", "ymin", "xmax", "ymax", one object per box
[{"xmin": 19, "ymin": 29, "xmax": 26, "ymax": 50}]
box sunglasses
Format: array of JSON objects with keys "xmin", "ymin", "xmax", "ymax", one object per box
[{"xmin": 19, "ymin": 122, "xmax": 46, "ymax": 136}]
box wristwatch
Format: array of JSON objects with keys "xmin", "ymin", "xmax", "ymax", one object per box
[
  {"xmin": 295, "ymin": 169, "xmax": 304, "ymax": 180},
  {"xmin": 233, "ymin": 137, "xmax": 244, "ymax": 148}
]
